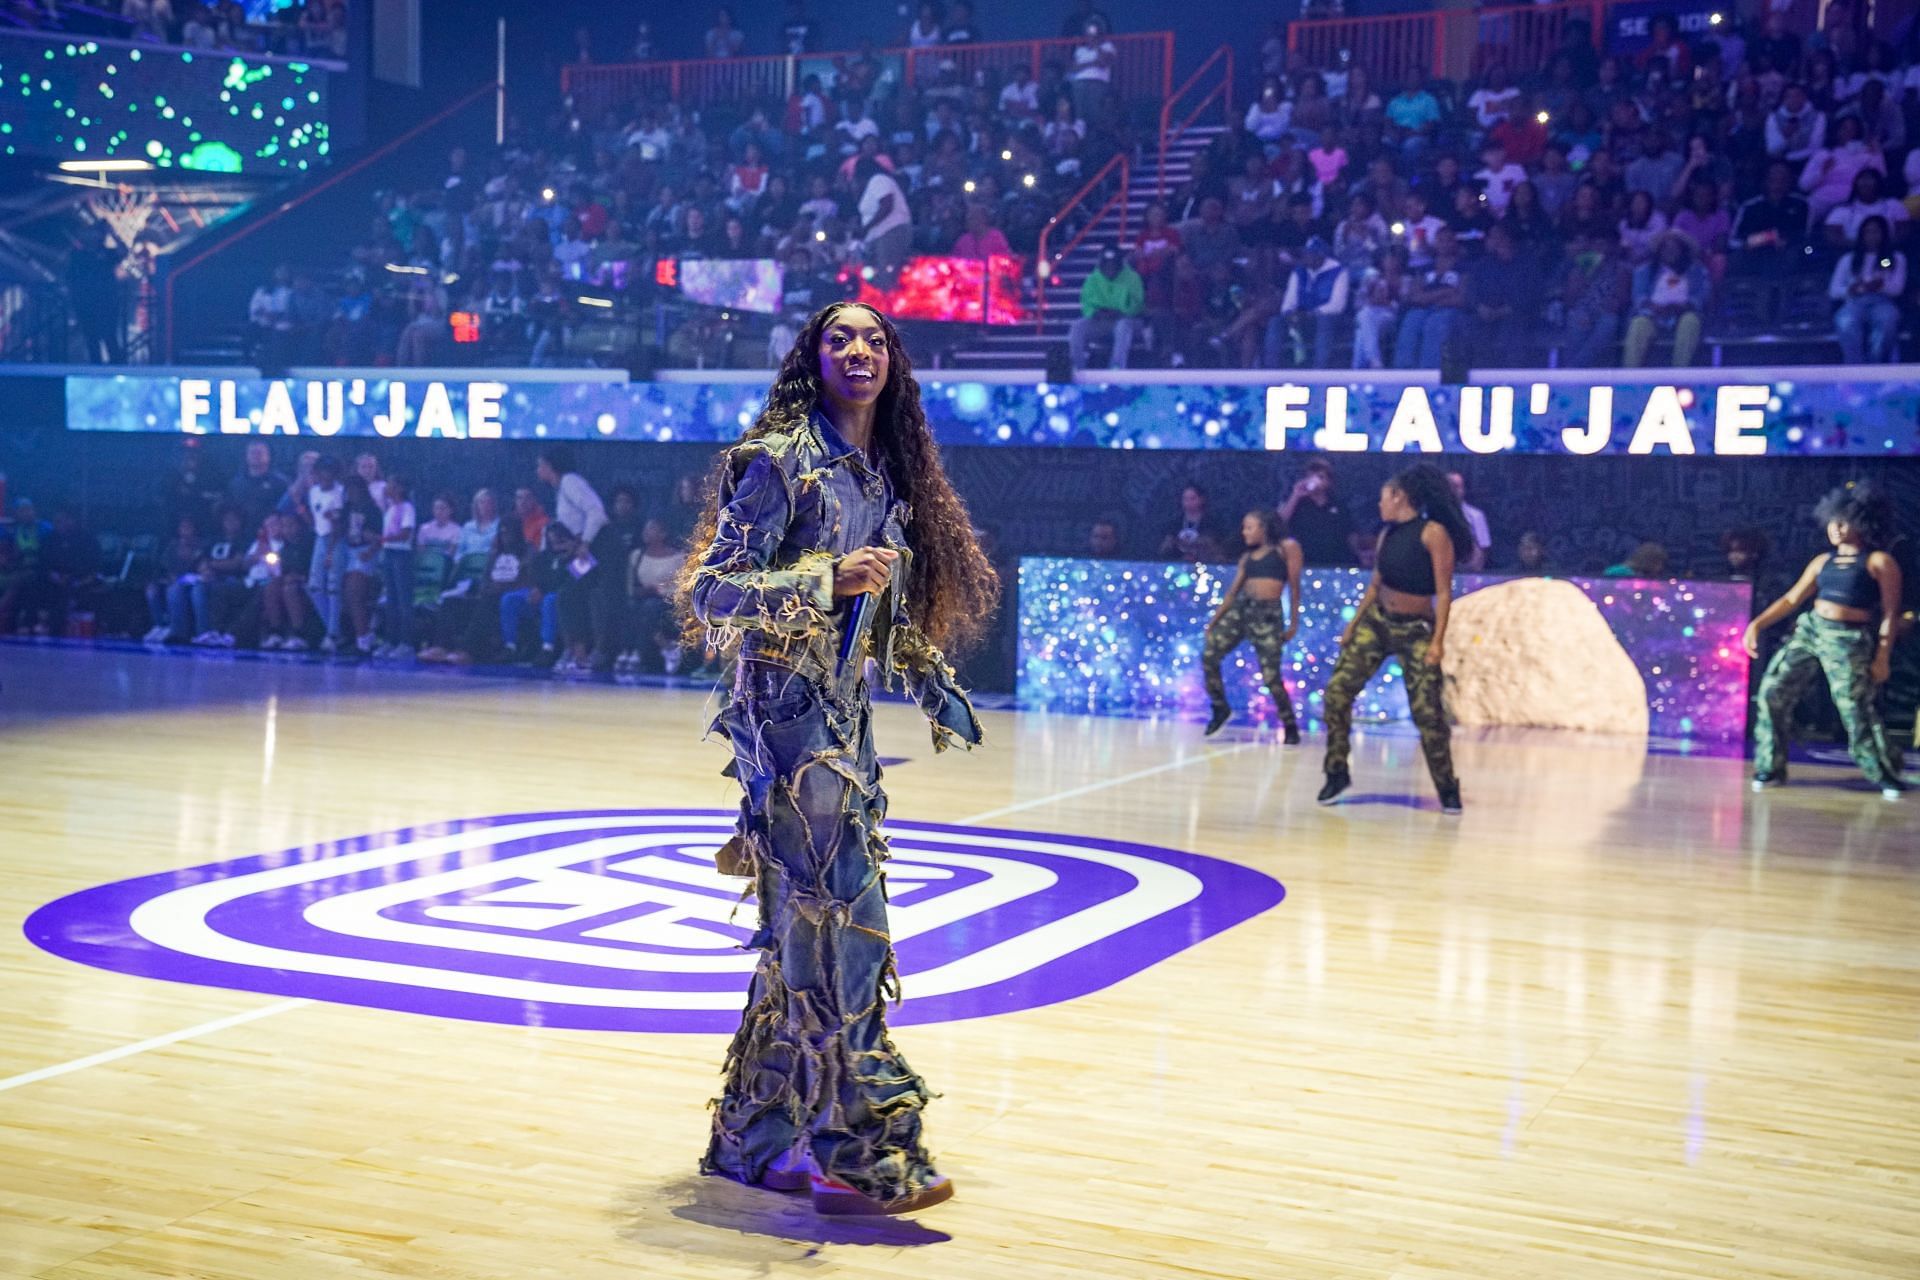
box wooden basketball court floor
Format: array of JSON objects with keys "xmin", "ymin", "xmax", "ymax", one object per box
[{"xmin": 2, "ymin": 642, "xmax": 1918, "ymax": 1280}]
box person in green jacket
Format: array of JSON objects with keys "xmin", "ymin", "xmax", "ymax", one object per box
[{"xmin": 1068, "ymin": 246, "xmax": 1144, "ymax": 369}]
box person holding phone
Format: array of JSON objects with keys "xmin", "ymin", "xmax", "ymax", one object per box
[{"xmin": 682, "ymin": 303, "xmax": 996, "ymax": 1216}]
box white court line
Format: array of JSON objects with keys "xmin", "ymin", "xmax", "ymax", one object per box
[
  {"xmin": 0, "ymin": 997, "xmax": 310, "ymax": 1094},
  {"xmin": 1, "ymin": 736, "xmax": 1250, "ymax": 1092}
]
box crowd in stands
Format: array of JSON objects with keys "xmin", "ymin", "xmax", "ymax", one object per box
[
  {"xmin": 230, "ymin": 4, "xmax": 1920, "ymax": 372},
  {"xmin": 0, "ymin": 442, "xmax": 713, "ymax": 678},
  {"xmin": 243, "ymin": 1, "xmax": 1143, "ymax": 368},
  {"xmin": 4, "ymin": 0, "xmax": 349, "ymax": 60},
  {"xmin": 0, "ymin": 438, "xmax": 1799, "ymax": 688},
  {"xmin": 1081, "ymin": 10, "xmax": 1920, "ymax": 370}
]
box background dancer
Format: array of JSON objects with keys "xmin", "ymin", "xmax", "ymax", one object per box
[
  {"xmin": 682, "ymin": 302, "xmax": 998, "ymax": 1215},
  {"xmin": 1202, "ymin": 510, "xmax": 1303, "ymax": 740},
  {"xmin": 1317, "ymin": 462, "xmax": 1474, "ymax": 814},
  {"xmin": 1746, "ymin": 483, "xmax": 1907, "ymax": 799}
]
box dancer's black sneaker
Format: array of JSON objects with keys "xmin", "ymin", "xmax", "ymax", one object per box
[
  {"xmin": 1204, "ymin": 704, "xmax": 1231, "ymax": 736},
  {"xmin": 1282, "ymin": 722, "xmax": 1302, "ymax": 746},
  {"xmin": 1438, "ymin": 785, "xmax": 1463, "ymax": 815},
  {"xmin": 1316, "ymin": 770, "xmax": 1350, "ymax": 806},
  {"xmin": 1750, "ymin": 770, "xmax": 1786, "ymax": 791}
]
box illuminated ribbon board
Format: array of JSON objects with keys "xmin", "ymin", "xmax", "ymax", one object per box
[{"xmin": 62, "ymin": 371, "xmax": 1920, "ymax": 456}]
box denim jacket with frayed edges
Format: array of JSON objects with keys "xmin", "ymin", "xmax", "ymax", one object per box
[{"xmin": 690, "ymin": 411, "xmax": 983, "ymax": 752}]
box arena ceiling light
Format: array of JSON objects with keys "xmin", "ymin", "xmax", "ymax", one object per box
[
  {"xmin": 54, "ymin": 157, "xmax": 155, "ymax": 187},
  {"xmin": 58, "ymin": 159, "xmax": 155, "ymax": 173}
]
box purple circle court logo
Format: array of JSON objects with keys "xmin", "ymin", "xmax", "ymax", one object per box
[{"xmin": 25, "ymin": 810, "xmax": 1283, "ymax": 1032}]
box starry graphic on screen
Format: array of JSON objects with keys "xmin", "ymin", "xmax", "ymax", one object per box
[
  {"xmin": 1017, "ymin": 558, "xmax": 1753, "ymax": 743},
  {"xmin": 0, "ymin": 33, "xmax": 330, "ymax": 171},
  {"xmin": 24, "ymin": 810, "xmax": 1285, "ymax": 1033}
]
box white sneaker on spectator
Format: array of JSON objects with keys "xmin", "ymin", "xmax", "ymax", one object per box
[
  {"xmin": 356, "ymin": 633, "xmax": 376, "ymax": 655},
  {"xmin": 192, "ymin": 630, "xmax": 221, "ymax": 646},
  {"xmin": 219, "ymin": 633, "xmax": 236, "ymax": 647},
  {"xmin": 387, "ymin": 644, "xmax": 415, "ymax": 661},
  {"xmin": 261, "ymin": 634, "xmax": 286, "ymax": 650},
  {"xmin": 283, "ymin": 636, "xmax": 310, "ymax": 652},
  {"xmin": 320, "ymin": 636, "xmax": 338, "ymax": 655},
  {"xmin": 143, "ymin": 625, "xmax": 168, "ymax": 643}
]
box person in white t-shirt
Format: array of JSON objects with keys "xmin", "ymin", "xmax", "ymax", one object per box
[
  {"xmin": 377, "ymin": 475, "xmax": 418, "ymax": 659},
  {"xmin": 1447, "ymin": 472, "xmax": 1491, "ymax": 571},
  {"xmin": 1473, "ymin": 142, "xmax": 1527, "ymax": 215},
  {"xmin": 1467, "ymin": 67, "xmax": 1520, "ymax": 133},
  {"xmin": 998, "ymin": 65, "xmax": 1040, "ymax": 119},
  {"xmin": 855, "ymin": 157, "xmax": 913, "ymax": 272},
  {"xmin": 302, "ymin": 454, "xmax": 345, "ymax": 651},
  {"xmin": 1068, "ymin": 17, "xmax": 1117, "ymax": 126},
  {"xmin": 625, "ymin": 518, "xmax": 687, "ymax": 673},
  {"xmin": 1824, "ymin": 169, "xmax": 1909, "ymax": 247},
  {"xmin": 417, "ymin": 493, "xmax": 464, "ymax": 558}
]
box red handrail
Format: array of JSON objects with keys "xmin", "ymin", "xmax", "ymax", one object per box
[
  {"xmin": 1288, "ymin": 0, "xmax": 1607, "ymax": 79},
  {"xmin": 163, "ymin": 80, "xmax": 498, "ymax": 361},
  {"xmin": 563, "ymin": 32, "xmax": 1176, "ymax": 113},
  {"xmin": 1287, "ymin": 11, "xmax": 1441, "ymax": 79},
  {"xmin": 1157, "ymin": 45, "xmax": 1234, "ymax": 202},
  {"xmin": 1034, "ymin": 152, "xmax": 1129, "ymax": 334}
]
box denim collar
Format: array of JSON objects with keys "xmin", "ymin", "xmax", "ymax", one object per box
[{"xmin": 812, "ymin": 408, "xmax": 879, "ymax": 473}]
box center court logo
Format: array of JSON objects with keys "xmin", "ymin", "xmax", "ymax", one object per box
[{"xmin": 25, "ymin": 810, "xmax": 1284, "ymax": 1032}]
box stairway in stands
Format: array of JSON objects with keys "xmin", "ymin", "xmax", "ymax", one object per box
[{"xmin": 943, "ymin": 125, "xmax": 1227, "ymax": 372}]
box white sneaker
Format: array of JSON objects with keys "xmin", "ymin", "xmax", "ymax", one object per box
[
  {"xmin": 387, "ymin": 644, "xmax": 416, "ymax": 661},
  {"xmin": 192, "ymin": 630, "xmax": 220, "ymax": 646},
  {"xmin": 320, "ymin": 636, "xmax": 338, "ymax": 655},
  {"xmin": 282, "ymin": 635, "xmax": 310, "ymax": 652},
  {"xmin": 261, "ymin": 634, "xmax": 286, "ymax": 650},
  {"xmin": 218, "ymin": 633, "xmax": 237, "ymax": 647},
  {"xmin": 143, "ymin": 625, "xmax": 168, "ymax": 643},
  {"xmin": 356, "ymin": 633, "xmax": 376, "ymax": 654}
]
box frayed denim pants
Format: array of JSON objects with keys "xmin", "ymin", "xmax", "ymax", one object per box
[{"xmin": 701, "ymin": 658, "xmax": 938, "ymax": 1203}]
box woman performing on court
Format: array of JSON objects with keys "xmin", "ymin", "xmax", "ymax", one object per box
[
  {"xmin": 682, "ymin": 302, "xmax": 998, "ymax": 1215},
  {"xmin": 1317, "ymin": 462, "xmax": 1472, "ymax": 814},
  {"xmin": 1202, "ymin": 510, "xmax": 1303, "ymax": 741},
  {"xmin": 1745, "ymin": 482, "xmax": 1907, "ymax": 798}
]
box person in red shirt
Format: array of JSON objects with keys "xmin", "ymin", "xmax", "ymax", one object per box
[
  {"xmin": 575, "ymin": 191, "xmax": 610, "ymax": 240},
  {"xmin": 1489, "ymin": 93, "xmax": 1549, "ymax": 168},
  {"xmin": 1128, "ymin": 201, "xmax": 1184, "ymax": 308}
]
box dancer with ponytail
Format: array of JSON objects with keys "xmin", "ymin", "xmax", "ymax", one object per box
[
  {"xmin": 1317, "ymin": 462, "xmax": 1474, "ymax": 813},
  {"xmin": 680, "ymin": 302, "xmax": 997, "ymax": 1215}
]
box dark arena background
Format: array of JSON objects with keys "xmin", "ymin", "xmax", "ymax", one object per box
[{"xmin": 3, "ymin": 0, "xmax": 1919, "ymax": 1275}]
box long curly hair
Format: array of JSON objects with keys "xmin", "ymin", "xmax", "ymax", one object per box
[
  {"xmin": 1388, "ymin": 462, "xmax": 1476, "ymax": 561},
  {"xmin": 678, "ymin": 302, "xmax": 1000, "ymax": 655}
]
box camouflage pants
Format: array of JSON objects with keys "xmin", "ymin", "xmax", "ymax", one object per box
[
  {"xmin": 1322, "ymin": 604, "xmax": 1457, "ymax": 790},
  {"xmin": 1752, "ymin": 613, "xmax": 1900, "ymax": 786},
  {"xmin": 1201, "ymin": 597, "xmax": 1298, "ymax": 727},
  {"xmin": 701, "ymin": 660, "xmax": 938, "ymax": 1203}
]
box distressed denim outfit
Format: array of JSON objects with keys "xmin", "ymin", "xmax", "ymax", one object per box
[{"xmin": 689, "ymin": 412, "xmax": 982, "ymax": 1203}]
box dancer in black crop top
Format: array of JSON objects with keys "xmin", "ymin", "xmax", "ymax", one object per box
[
  {"xmin": 1746, "ymin": 483, "xmax": 1907, "ymax": 798},
  {"xmin": 1318, "ymin": 463, "xmax": 1476, "ymax": 814},
  {"xmin": 1202, "ymin": 511, "xmax": 1304, "ymax": 740}
]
